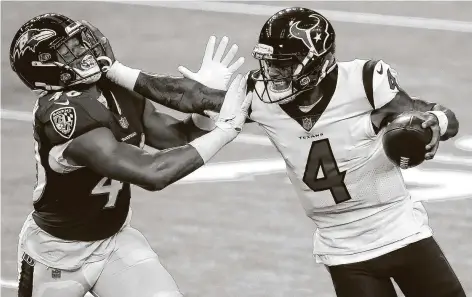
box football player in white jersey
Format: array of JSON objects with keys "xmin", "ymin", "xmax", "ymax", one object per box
[{"xmin": 99, "ymin": 7, "xmax": 465, "ymax": 297}]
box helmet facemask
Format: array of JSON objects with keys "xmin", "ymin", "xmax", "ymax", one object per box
[
  {"xmin": 252, "ymin": 43, "xmax": 336, "ymax": 104},
  {"xmin": 45, "ymin": 22, "xmax": 107, "ymax": 90}
]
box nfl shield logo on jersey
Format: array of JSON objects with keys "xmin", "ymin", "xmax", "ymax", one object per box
[
  {"xmin": 119, "ymin": 117, "xmax": 129, "ymax": 129},
  {"xmin": 51, "ymin": 268, "xmax": 61, "ymax": 279},
  {"xmin": 302, "ymin": 116, "xmax": 315, "ymax": 131},
  {"xmin": 50, "ymin": 107, "xmax": 76, "ymax": 139}
]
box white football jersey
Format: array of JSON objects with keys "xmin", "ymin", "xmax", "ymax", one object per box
[{"xmin": 249, "ymin": 59, "xmax": 432, "ymax": 266}]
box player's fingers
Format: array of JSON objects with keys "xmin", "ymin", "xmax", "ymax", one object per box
[
  {"xmin": 236, "ymin": 72, "xmax": 249, "ymax": 99},
  {"xmin": 238, "ymin": 72, "xmax": 249, "ymax": 89},
  {"xmin": 240, "ymin": 91, "xmax": 253, "ymax": 112},
  {"xmin": 421, "ymin": 114, "xmax": 438, "ymax": 129},
  {"xmin": 221, "ymin": 44, "xmax": 238, "ymax": 66},
  {"xmin": 203, "ymin": 36, "xmax": 216, "ymax": 63},
  {"xmin": 80, "ymin": 20, "xmax": 104, "ymax": 38},
  {"xmin": 220, "ymin": 74, "xmax": 242, "ymax": 116},
  {"xmin": 228, "ymin": 57, "xmax": 245, "ymax": 73},
  {"xmin": 177, "ymin": 66, "xmax": 196, "ymax": 80},
  {"xmin": 425, "ymin": 126, "xmax": 440, "ymax": 151},
  {"xmin": 213, "ymin": 36, "xmax": 229, "ymax": 62},
  {"xmin": 235, "ymin": 72, "xmax": 250, "ymax": 105},
  {"xmin": 203, "ymin": 110, "xmax": 219, "ymax": 120},
  {"xmin": 227, "ymin": 74, "xmax": 243, "ymax": 94},
  {"xmin": 425, "ymin": 141, "xmax": 440, "ymax": 160}
]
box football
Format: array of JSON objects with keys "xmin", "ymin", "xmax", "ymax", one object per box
[{"xmin": 382, "ymin": 111, "xmax": 433, "ymax": 169}]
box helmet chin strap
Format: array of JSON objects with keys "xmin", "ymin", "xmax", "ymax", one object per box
[
  {"xmin": 31, "ymin": 59, "xmax": 102, "ymax": 92},
  {"xmin": 34, "ymin": 82, "xmax": 63, "ymax": 91},
  {"xmin": 294, "ymin": 50, "xmax": 315, "ymax": 76},
  {"xmin": 32, "ymin": 88, "xmax": 51, "ymax": 98}
]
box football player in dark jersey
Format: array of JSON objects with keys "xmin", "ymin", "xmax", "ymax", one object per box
[
  {"xmin": 104, "ymin": 7, "xmax": 465, "ymax": 297},
  {"xmin": 10, "ymin": 13, "xmax": 251, "ymax": 297}
]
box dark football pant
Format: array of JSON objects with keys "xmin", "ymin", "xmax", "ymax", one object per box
[{"xmin": 327, "ymin": 237, "xmax": 466, "ymax": 297}]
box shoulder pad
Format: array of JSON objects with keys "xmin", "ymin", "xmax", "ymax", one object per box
[{"xmin": 38, "ymin": 90, "xmax": 112, "ymax": 144}]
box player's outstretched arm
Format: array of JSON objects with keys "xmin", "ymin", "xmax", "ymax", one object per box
[
  {"xmin": 108, "ymin": 66, "xmax": 226, "ymax": 114},
  {"xmin": 65, "ymin": 127, "xmax": 204, "ymax": 191},
  {"xmin": 104, "ymin": 35, "xmax": 244, "ymax": 115},
  {"xmin": 64, "ymin": 74, "xmax": 252, "ymax": 191},
  {"xmin": 80, "ymin": 20, "xmax": 229, "ymax": 114}
]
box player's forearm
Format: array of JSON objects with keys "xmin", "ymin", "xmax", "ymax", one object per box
[
  {"xmin": 141, "ymin": 128, "xmax": 234, "ymax": 191},
  {"xmin": 67, "ymin": 137, "xmax": 203, "ymax": 191},
  {"xmin": 145, "ymin": 145, "xmax": 204, "ymax": 191},
  {"xmin": 136, "ymin": 72, "xmax": 224, "ymax": 113},
  {"xmin": 65, "ymin": 127, "xmax": 234, "ymax": 191},
  {"xmin": 144, "ymin": 120, "xmax": 208, "ymax": 150},
  {"xmin": 105, "ymin": 144, "xmax": 205, "ymax": 191},
  {"xmin": 106, "ymin": 62, "xmax": 224, "ymax": 113}
]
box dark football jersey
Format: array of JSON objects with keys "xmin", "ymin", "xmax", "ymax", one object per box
[{"xmin": 31, "ymin": 80, "xmax": 146, "ymax": 241}]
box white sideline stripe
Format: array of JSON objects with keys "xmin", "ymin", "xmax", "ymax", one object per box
[
  {"xmin": 1, "ymin": 279, "xmax": 17, "ymax": 289},
  {"xmin": 455, "ymin": 135, "xmax": 472, "ymax": 152},
  {"xmin": 432, "ymin": 154, "xmax": 472, "ymax": 166},
  {"xmin": 3, "ymin": 108, "xmax": 472, "ymax": 163},
  {"xmin": 1, "ymin": 109, "xmax": 32, "ymax": 122},
  {"xmin": 0, "ymin": 108, "xmax": 272, "ymax": 145},
  {"xmin": 110, "ymin": 1, "xmax": 472, "ymax": 33}
]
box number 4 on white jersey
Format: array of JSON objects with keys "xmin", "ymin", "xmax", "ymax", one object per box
[{"xmin": 92, "ymin": 177, "xmax": 124, "ymax": 208}]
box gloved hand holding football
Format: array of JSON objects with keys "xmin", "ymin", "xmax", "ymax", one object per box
[{"xmin": 382, "ymin": 110, "xmax": 440, "ymax": 169}]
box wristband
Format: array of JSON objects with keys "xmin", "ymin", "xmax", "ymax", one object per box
[
  {"xmin": 106, "ymin": 61, "xmax": 140, "ymax": 91},
  {"xmin": 189, "ymin": 128, "xmax": 233, "ymax": 163},
  {"xmin": 426, "ymin": 110, "xmax": 448, "ymax": 136}
]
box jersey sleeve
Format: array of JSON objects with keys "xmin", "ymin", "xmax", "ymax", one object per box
[
  {"xmin": 48, "ymin": 139, "xmax": 84, "ymax": 173},
  {"xmin": 42, "ymin": 98, "xmax": 112, "ymax": 146},
  {"xmin": 362, "ymin": 60, "xmax": 400, "ymax": 110}
]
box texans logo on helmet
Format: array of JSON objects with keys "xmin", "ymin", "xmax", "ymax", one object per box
[
  {"xmin": 289, "ymin": 14, "xmax": 331, "ymax": 57},
  {"xmin": 12, "ymin": 29, "xmax": 56, "ymax": 60}
]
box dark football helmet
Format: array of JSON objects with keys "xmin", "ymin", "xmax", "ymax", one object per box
[
  {"xmin": 10, "ymin": 13, "xmax": 108, "ymax": 92},
  {"xmin": 252, "ymin": 7, "xmax": 337, "ymax": 104}
]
